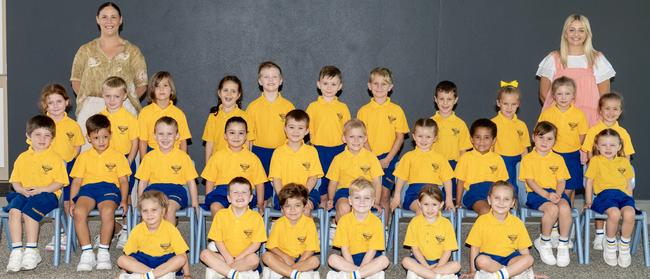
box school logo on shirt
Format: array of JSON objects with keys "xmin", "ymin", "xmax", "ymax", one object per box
[
  {"xmin": 618, "ymin": 167, "xmax": 626, "ymax": 175},
  {"xmin": 243, "ymin": 229, "xmax": 253, "ymax": 239},
  {"xmin": 302, "ymin": 162, "xmax": 311, "ymax": 171},
  {"xmin": 517, "ymin": 130, "xmax": 524, "ymax": 137},
  {"xmin": 279, "ymin": 113, "xmax": 286, "ymax": 122},
  {"xmin": 508, "ymin": 234, "xmax": 518, "ymax": 244},
  {"xmin": 66, "ymin": 132, "xmax": 75, "ymax": 141},
  {"xmin": 435, "ymin": 235, "xmax": 445, "ymax": 244},
  {"xmin": 297, "ymin": 235, "xmax": 306, "ymax": 244},
  {"xmin": 105, "ymin": 163, "xmax": 116, "ymax": 172},
  {"xmin": 240, "ymin": 164, "xmax": 250, "ymax": 172},
  {"xmin": 160, "ymin": 242, "xmax": 171, "ymax": 252},
  {"xmin": 451, "ymin": 128, "xmax": 460, "ymax": 136},
  {"xmin": 171, "ymin": 165, "xmax": 182, "ymax": 174},
  {"xmin": 362, "ymin": 232, "xmax": 373, "ymax": 241},
  {"xmin": 568, "ymin": 122, "xmax": 578, "ymax": 131},
  {"xmin": 118, "ymin": 126, "xmax": 129, "ymax": 135},
  {"xmin": 431, "ymin": 163, "xmax": 439, "ymax": 172},
  {"xmin": 549, "ymin": 166, "xmax": 559, "ymax": 174},
  {"xmin": 42, "ymin": 164, "xmax": 53, "ymax": 174},
  {"xmin": 489, "ymin": 165, "xmax": 497, "ymax": 174},
  {"xmin": 337, "ymin": 113, "xmax": 343, "ymax": 120},
  {"xmin": 387, "ymin": 115, "xmax": 396, "ymax": 123},
  {"xmin": 360, "ymin": 165, "xmax": 371, "ymax": 175}
]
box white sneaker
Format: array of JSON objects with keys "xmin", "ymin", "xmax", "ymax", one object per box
[
  {"xmin": 534, "ymin": 237, "xmax": 556, "ymax": 265},
  {"xmin": 262, "ymin": 267, "xmax": 283, "ymax": 279},
  {"xmin": 206, "ymin": 268, "xmax": 225, "ymax": 279},
  {"xmin": 474, "ymin": 270, "xmax": 497, "ymax": 279},
  {"xmin": 326, "ymin": 271, "xmax": 338, "ymax": 279},
  {"xmin": 366, "ymin": 271, "xmax": 385, "ymax": 279},
  {"xmin": 308, "ymin": 271, "xmax": 321, "ymax": 279},
  {"xmin": 96, "ymin": 249, "xmax": 112, "ymax": 270},
  {"xmin": 76, "ymin": 250, "xmax": 96, "ymax": 271},
  {"xmin": 45, "ymin": 232, "xmax": 67, "ymax": 251},
  {"xmin": 618, "ymin": 243, "xmax": 632, "ymax": 268},
  {"xmin": 556, "ymin": 242, "xmax": 570, "ymax": 267},
  {"xmin": 406, "ymin": 270, "xmax": 420, "ymax": 279},
  {"xmin": 116, "ymin": 228, "xmax": 128, "ymax": 250},
  {"xmin": 208, "ymin": 240, "xmax": 219, "ymax": 252},
  {"xmin": 119, "ymin": 273, "xmax": 144, "ymax": 279},
  {"xmin": 6, "ymin": 249, "xmax": 23, "ymax": 272},
  {"xmin": 20, "ymin": 248, "xmax": 42, "ymax": 270},
  {"xmin": 241, "ymin": 270, "xmax": 261, "ymax": 279},
  {"xmin": 511, "ymin": 268, "xmax": 535, "ymax": 279},
  {"xmin": 550, "ymin": 227, "xmax": 560, "ymax": 248},
  {"xmin": 603, "ymin": 239, "xmax": 618, "ymax": 266},
  {"xmin": 592, "ymin": 233, "xmax": 605, "ymax": 250},
  {"xmin": 156, "ymin": 272, "xmax": 176, "ymax": 279},
  {"xmin": 437, "ymin": 274, "xmax": 459, "ymax": 279}
]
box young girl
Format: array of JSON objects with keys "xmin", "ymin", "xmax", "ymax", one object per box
[
  {"xmin": 465, "ymin": 181, "xmax": 534, "ymax": 279},
  {"xmin": 402, "ymin": 185, "xmax": 460, "ymax": 279},
  {"xmin": 491, "ymin": 83, "xmax": 530, "ymax": 188},
  {"xmin": 584, "ymin": 129, "xmax": 636, "ymax": 268},
  {"xmin": 118, "ymin": 191, "xmax": 188, "ymax": 279},
  {"xmin": 202, "ymin": 75, "xmax": 255, "ymax": 163},
  {"xmin": 138, "ymin": 71, "xmax": 192, "ymax": 156},
  {"xmin": 391, "ymin": 118, "xmax": 454, "ymax": 214}
]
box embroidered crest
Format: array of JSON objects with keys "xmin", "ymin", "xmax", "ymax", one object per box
[
  {"xmin": 42, "ymin": 165, "xmax": 53, "ymax": 174},
  {"xmin": 337, "ymin": 113, "xmax": 343, "ymax": 120},
  {"xmin": 618, "ymin": 167, "xmax": 626, "ymax": 175},
  {"xmin": 240, "ymin": 164, "xmax": 250, "ymax": 172},
  {"xmin": 160, "ymin": 242, "xmax": 171, "ymax": 251},
  {"xmin": 568, "ymin": 122, "xmax": 578, "ymax": 130},
  {"xmin": 302, "ymin": 162, "xmax": 311, "ymax": 171},
  {"xmin": 387, "ymin": 115, "xmax": 397, "ymax": 123},
  {"xmin": 362, "ymin": 232, "xmax": 373, "ymax": 241},
  {"xmin": 517, "ymin": 130, "xmax": 524, "ymax": 137},
  {"xmin": 435, "ymin": 235, "xmax": 445, "ymax": 244},
  {"xmin": 105, "ymin": 163, "xmax": 116, "ymax": 172},
  {"xmin": 489, "ymin": 165, "xmax": 497, "ymax": 174},
  {"xmin": 549, "ymin": 166, "xmax": 559, "ymax": 174},
  {"xmin": 431, "ymin": 163, "xmax": 439, "ymax": 172},
  {"xmin": 279, "ymin": 113, "xmax": 286, "ymax": 122},
  {"xmin": 243, "ymin": 229, "xmax": 253, "ymax": 239},
  {"xmin": 297, "ymin": 236, "xmax": 306, "ymax": 244},
  {"xmin": 66, "ymin": 132, "xmax": 75, "ymax": 141},
  {"xmin": 118, "ymin": 126, "xmax": 128, "ymax": 134},
  {"xmin": 171, "ymin": 165, "xmax": 182, "ymax": 174},
  {"xmin": 451, "ymin": 128, "xmax": 460, "ymax": 136},
  {"xmin": 360, "ymin": 165, "xmax": 371, "ymax": 175},
  {"xmin": 508, "ymin": 234, "xmax": 518, "ymax": 244}
]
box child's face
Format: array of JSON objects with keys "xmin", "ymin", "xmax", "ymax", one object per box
[
  {"xmin": 496, "ymin": 93, "xmax": 520, "ymax": 119},
  {"xmin": 45, "ymin": 94, "xmax": 68, "ymax": 117},
  {"xmin": 600, "ymin": 99, "xmax": 622, "ymax": 124},
  {"xmin": 284, "ymin": 118, "xmax": 309, "ymax": 144},
  {"xmin": 317, "ymin": 75, "xmax": 342, "ymax": 99},
  {"xmin": 565, "ymin": 20, "xmax": 587, "ymax": 47},
  {"xmin": 218, "ymin": 81, "xmax": 241, "ymax": 109},
  {"xmin": 154, "ymin": 123, "xmax": 179, "ymax": 151},
  {"xmin": 349, "ymin": 188, "xmax": 374, "ymax": 214},
  {"xmin": 224, "ymin": 122, "xmax": 247, "ymax": 149},
  {"xmin": 413, "ymin": 126, "xmax": 436, "ymax": 151},
  {"xmin": 533, "ymin": 131, "xmax": 556, "ymax": 154},
  {"xmin": 258, "ymin": 67, "xmax": 282, "ymax": 93},
  {"xmin": 488, "ymin": 186, "xmax": 515, "ymax": 215},
  {"xmin": 553, "ymin": 85, "xmax": 575, "ymax": 110},
  {"xmin": 27, "ymin": 128, "xmax": 53, "ymax": 152},
  {"xmin": 367, "ymin": 74, "xmax": 393, "ymax": 100},
  {"xmin": 434, "ymin": 91, "xmax": 458, "ymax": 115},
  {"xmin": 281, "ymin": 197, "xmax": 305, "ymax": 223},
  {"xmin": 596, "ymin": 135, "xmax": 622, "ymax": 159},
  {"xmin": 139, "ymin": 199, "xmax": 164, "ymax": 227},
  {"xmin": 471, "ymin": 127, "xmax": 495, "ymax": 154},
  {"xmin": 418, "ymin": 195, "xmax": 443, "ymax": 219},
  {"xmin": 342, "ymin": 127, "xmax": 367, "ymax": 152},
  {"xmin": 154, "ymin": 78, "xmax": 172, "ymax": 102},
  {"xmin": 102, "ymin": 86, "xmax": 126, "ymax": 112},
  {"xmin": 88, "ymin": 128, "xmax": 111, "ymax": 152},
  {"xmin": 227, "ymin": 183, "xmax": 253, "ymax": 208}
]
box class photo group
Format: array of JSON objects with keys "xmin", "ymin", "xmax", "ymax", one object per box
[{"xmin": 3, "ymin": 2, "xmax": 648, "ymax": 279}]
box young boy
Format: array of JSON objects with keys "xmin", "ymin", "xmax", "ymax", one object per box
[
  {"xmin": 70, "ymin": 114, "xmax": 131, "ymax": 271},
  {"xmin": 200, "ymin": 177, "xmax": 267, "ymax": 279},
  {"xmin": 357, "ymin": 67, "xmax": 409, "ymax": 217},
  {"xmin": 327, "ymin": 178, "xmax": 390, "ymax": 279},
  {"xmin": 269, "ymin": 109, "xmax": 324, "ymax": 216},
  {"xmin": 262, "ymin": 184, "xmax": 321, "ymax": 279},
  {"xmin": 326, "ymin": 119, "xmax": 383, "ymax": 222},
  {"xmin": 305, "ymin": 65, "xmax": 351, "ymax": 209},
  {"xmin": 5, "ymin": 115, "xmax": 68, "ymax": 272}
]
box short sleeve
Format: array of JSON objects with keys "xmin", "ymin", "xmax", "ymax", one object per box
[
  {"xmin": 170, "ymin": 226, "xmax": 190, "ymax": 255},
  {"xmin": 182, "ymin": 156, "xmax": 199, "ymax": 181},
  {"xmin": 306, "ymin": 220, "xmax": 320, "ymax": 252},
  {"xmin": 332, "ymin": 218, "xmax": 349, "ymax": 248},
  {"xmin": 465, "ymin": 221, "xmax": 482, "ymax": 247},
  {"xmin": 577, "ymin": 113, "xmax": 588, "ymax": 135},
  {"xmin": 244, "ymin": 112, "xmax": 256, "ymax": 142},
  {"xmin": 326, "ymin": 157, "xmax": 341, "ymax": 182},
  {"xmin": 557, "ymin": 160, "xmax": 571, "ymax": 181},
  {"xmin": 309, "ymin": 150, "xmax": 324, "ymax": 178},
  {"xmin": 208, "ymin": 213, "xmax": 223, "ymax": 242},
  {"xmin": 520, "ymin": 124, "xmax": 531, "ymax": 149},
  {"xmin": 370, "ymin": 156, "xmax": 385, "ymax": 179},
  {"xmin": 265, "ymin": 221, "xmax": 281, "ymax": 250},
  {"xmin": 594, "ymin": 54, "xmax": 616, "ymax": 84},
  {"xmin": 268, "ymin": 150, "xmax": 281, "ymax": 180},
  {"xmin": 439, "ymin": 160, "xmax": 454, "ymax": 182},
  {"xmin": 72, "ymin": 123, "xmax": 85, "ymax": 146},
  {"xmin": 444, "ymin": 221, "xmax": 459, "ymax": 251},
  {"xmin": 394, "ymin": 106, "xmax": 410, "ymax": 134},
  {"xmin": 369, "ymin": 219, "xmax": 385, "ymax": 251},
  {"xmin": 70, "ymin": 153, "xmax": 86, "ymax": 179},
  {"xmin": 70, "ymin": 46, "xmax": 86, "ymax": 81},
  {"xmin": 454, "ymin": 155, "xmax": 469, "ymax": 181},
  {"xmin": 518, "ymin": 157, "xmax": 533, "ymax": 181},
  {"xmin": 536, "ymin": 53, "xmax": 556, "ymax": 80},
  {"xmin": 129, "ymin": 46, "xmax": 148, "ymax": 87},
  {"xmin": 392, "ymin": 154, "xmax": 410, "ymax": 181},
  {"xmin": 8, "ymin": 155, "xmax": 26, "ymax": 183},
  {"xmin": 134, "ymin": 155, "xmax": 151, "ymax": 181},
  {"xmin": 516, "ymin": 222, "xmax": 533, "ymax": 249},
  {"xmin": 251, "ymin": 158, "xmax": 269, "ymax": 185},
  {"xmin": 584, "ymin": 160, "xmax": 598, "ymax": 179},
  {"xmin": 128, "ymin": 118, "xmax": 139, "ymax": 141},
  {"xmin": 458, "ymin": 123, "xmax": 472, "ymax": 151},
  {"xmin": 341, "ymin": 105, "xmax": 352, "ymax": 125},
  {"xmin": 202, "ymin": 114, "xmax": 217, "ymax": 142},
  {"xmin": 116, "ymin": 155, "xmax": 132, "ymax": 177},
  {"xmin": 176, "ymin": 112, "xmax": 192, "ymax": 140},
  {"xmin": 122, "ymin": 226, "xmax": 140, "ymax": 255},
  {"xmin": 497, "ymin": 157, "xmax": 509, "ymax": 181},
  {"xmin": 623, "ymin": 160, "xmax": 635, "ymax": 180},
  {"xmin": 251, "ymin": 215, "xmax": 267, "ymax": 243},
  {"xmin": 54, "ymin": 159, "xmax": 70, "ymax": 186},
  {"xmin": 201, "ymin": 157, "xmax": 218, "ymax": 183},
  {"xmin": 138, "ymin": 113, "xmax": 149, "ymax": 141},
  {"xmin": 402, "ymin": 220, "xmax": 418, "ymax": 247}
]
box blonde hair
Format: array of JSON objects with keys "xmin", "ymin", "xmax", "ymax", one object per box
[
  {"xmin": 349, "ymin": 177, "xmax": 375, "ymax": 197},
  {"xmin": 551, "ymin": 76, "xmax": 576, "ymax": 97},
  {"xmin": 138, "ymin": 190, "xmax": 169, "ymax": 215},
  {"xmin": 368, "ymin": 67, "xmax": 393, "ymax": 84},
  {"xmin": 559, "ymin": 14, "xmax": 598, "ymax": 68},
  {"xmin": 496, "ymin": 86, "xmax": 521, "ymax": 102},
  {"xmin": 343, "ymin": 119, "xmax": 367, "ymax": 136},
  {"xmin": 102, "ymin": 76, "xmax": 127, "ymax": 95}
]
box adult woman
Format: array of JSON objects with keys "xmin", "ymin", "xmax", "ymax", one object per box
[{"xmin": 537, "ymin": 14, "xmax": 615, "ymax": 126}]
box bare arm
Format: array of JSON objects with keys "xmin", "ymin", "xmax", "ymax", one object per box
[
  {"xmin": 187, "ymin": 179, "xmax": 199, "ymax": 209},
  {"xmin": 127, "ymin": 139, "xmax": 139, "ymax": 163},
  {"xmin": 539, "ymin": 77, "xmax": 552, "ymax": 104},
  {"xmin": 380, "ymin": 132, "xmax": 405, "ymax": 168},
  {"xmin": 137, "ymin": 179, "xmax": 149, "ymax": 198},
  {"xmin": 71, "ymin": 81, "xmax": 81, "ymax": 96},
  {"xmin": 456, "ymin": 180, "xmax": 465, "ymax": 208},
  {"xmin": 597, "ymin": 79, "xmax": 611, "ymax": 95},
  {"xmin": 584, "ymin": 178, "xmax": 594, "ymax": 208},
  {"xmin": 204, "ymin": 141, "xmax": 214, "ymax": 165}
]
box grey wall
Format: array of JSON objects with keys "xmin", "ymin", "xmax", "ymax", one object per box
[{"xmin": 7, "ymin": 1, "xmax": 650, "ymax": 197}]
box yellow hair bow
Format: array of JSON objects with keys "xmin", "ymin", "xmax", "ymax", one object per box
[{"xmin": 500, "ymin": 80, "xmax": 519, "ymax": 88}]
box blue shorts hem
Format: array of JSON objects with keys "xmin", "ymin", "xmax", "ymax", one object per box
[
  {"xmin": 462, "ymin": 182, "xmax": 492, "ymax": 209},
  {"xmin": 3, "ymin": 192, "xmax": 58, "ymax": 222},
  {"xmin": 145, "ymin": 184, "xmax": 188, "ymax": 209},
  {"xmin": 73, "ymin": 182, "xmax": 121, "ymax": 206}
]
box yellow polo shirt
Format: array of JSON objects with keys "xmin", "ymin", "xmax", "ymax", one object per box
[
  {"xmin": 135, "ymin": 149, "xmax": 198, "ymax": 185},
  {"xmin": 269, "ymin": 143, "xmax": 323, "ymax": 185},
  {"xmin": 519, "ymin": 150, "xmax": 570, "ymax": 192},
  {"xmin": 404, "ymin": 214, "xmax": 457, "ymax": 261},
  {"xmin": 581, "ymin": 121, "xmax": 635, "ymax": 156},
  {"xmin": 101, "ymin": 107, "xmax": 139, "ymax": 155},
  {"xmin": 202, "ymin": 106, "xmax": 256, "ymax": 153},
  {"xmin": 266, "ymin": 215, "xmax": 320, "ymax": 258},
  {"xmin": 537, "ymin": 105, "xmax": 587, "ymax": 153},
  {"xmin": 431, "ymin": 112, "xmax": 472, "ymax": 161},
  {"xmin": 10, "ymin": 147, "xmax": 68, "ymax": 197},
  {"xmin": 123, "ymin": 220, "xmax": 189, "ymax": 257},
  {"xmin": 465, "ymin": 211, "xmax": 532, "ymax": 257},
  {"xmin": 357, "ymin": 98, "xmax": 409, "ymax": 155},
  {"xmin": 70, "ymin": 147, "xmax": 131, "ymax": 186},
  {"xmin": 454, "ymin": 150, "xmax": 508, "ymax": 189},
  {"xmin": 491, "ymin": 112, "xmax": 530, "ymax": 156},
  {"xmin": 393, "ymin": 148, "xmax": 453, "ymax": 185},
  {"xmin": 306, "ymin": 97, "xmax": 351, "ymax": 147},
  {"xmin": 208, "ymin": 207, "xmax": 267, "ymax": 257},
  {"xmin": 585, "ymin": 155, "xmax": 634, "ymax": 195},
  {"xmin": 246, "ymin": 93, "xmax": 295, "ymax": 149},
  {"xmin": 326, "ymin": 148, "xmax": 384, "ymax": 189},
  {"xmin": 138, "ymin": 102, "xmax": 192, "ymax": 149},
  {"xmin": 49, "ymin": 113, "xmax": 84, "ymax": 162},
  {"xmin": 201, "ymin": 147, "xmax": 267, "ymax": 186},
  {"xmin": 333, "ymin": 211, "xmax": 385, "ymax": 255}
]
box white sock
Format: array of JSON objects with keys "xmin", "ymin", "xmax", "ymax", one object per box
[
  {"xmin": 11, "ymin": 242, "xmax": 22, "ymax": 250},
  {"xmin": 145, "ymin": 270, "xmax": 156, "ymax": 279},
  {"xmin": 228, "ymin": 269, "xmax": 238, "ymax": 279},
  {"xmin": 496, "ymin": 267, "xmax": 509, "ymax": 279},
  {"xmin": 290, "ymin": 270, "xmax": 300, "ymax": 279},
  {"xmin": 81, "ymin": 244, "xmax": 92, "ymax": 252},
  {"xmin": 25, "ymin": 242, "xmax": 37, "ymax": 249}
]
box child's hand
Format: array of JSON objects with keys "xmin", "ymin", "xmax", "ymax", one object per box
[
  {"xmin": 119, "ymin": 201, "xmax": 129, "ymax": 216},
  {"xmin": 326, "ymin": 200, "xmax": 334, "ymax": 210},
  {"xmin": 17, "ymin": 187, "xmax": 32, "ymax": 197},
  {"xmin": 455, "ymin": 201, "xmax": 463, "ymax": 209},
  {"xmin": 548, "ymin": 192, "xmax": 560, "ymax": 204},
  {"xmin": 445, "ymin": 198, "xmax": 456, "ymax": 211},
  {"xmin": 224, "ymin": 255, "xmax": 235, "ymax": 265},
  {"xmin": 69, "ymin": 202, "xmax": 76, "ymax": 216},
  {"xmin": 373, "ymin": 203, "xmax": 383, "ymax": 214},
  {"xmin": 580, "ymin": 150, "xmax": 588, "ymax": 165},
  {"xmin": 379, "ymin": 158, "xmax": 390, "ymax": 169},
  {"xmin": 306, "ymin": 200, "xmax": 314, "ymax": 211},
  {"xmin": 389, "ymin": 196, "xmax": 400, "ymax": 211},
  {"xmin": 460, "ymin": 272, "xmax": 475, "ymax": 279},
  {"xmin": 583, "ymin": 202, "xmax": 592, "ymax": 209}
]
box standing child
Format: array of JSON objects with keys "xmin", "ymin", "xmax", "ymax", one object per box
[
  {"xmin": 584, "ymin": 129, "xmax": 636, "ymax": 267},
  {"xmin": 538, "ymin": 76, "xmax": 587, "ymax": 203},
  {"xmin": 357, "ymin": 67, "xmax": 409, "ymax": 217},
  {"xmin": 491, "ymin": 82, "xmax": 530, "ymax": 188},
  {"xmin": 200, "ymin": 177, "xmax": 267, "ymax": 279},
  {"xmin": 5, "ymin": 116, "xmax": 67, "ymax": 272},
  {"xmin": 391, "ymin": 118, "xmax": 454, "ymax": 215},
  {"xmin": 520, "ymin": 122, "xmax": 573, "ymax": 267},
  {"xmin": 327, "ymin": 178, "xmax": 390, "ymax": 279},
  {"xmin": 269, "ymin": 109, "xmax": 323, "ymax": 216},
  {"xmin": 305, "ymin": 65, "xmax": 351, "ymax": 209},
  {"xmin": 401, "ymin": 185, "xmax": 460, "ymax": 279},
  {"xmin": 455, "ymin": 119, "xmax": 508, "ymax": 215},
  {"xmin": 202, "ymin": 75, "xmax": 255, "ymax": 163},
  {"xmin": 465, "ymin": 181, "xmax": 534, "ymax": 279},
  {"xmin": 117, "ymin": 191, "xmax": 188, "ymax": 279},
  {"xmin": 69, "ymin": 114, "xmax": 131, "ymax": 271},
  {"xmin": 262, "ymin": 184, "xmax": 321, "ymax": 279},
  {"xmin": 138, "ymin": 71, "xmax": 192, "ymax": 155}
]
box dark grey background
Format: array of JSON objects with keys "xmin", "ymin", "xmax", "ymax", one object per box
[{"xmin": 7, "ymin": 1, "xmax": 649, "ymax": 197}]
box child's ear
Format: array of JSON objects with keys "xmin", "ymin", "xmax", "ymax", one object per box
[
  {"xmin": 175, "ymin": 132, "xmax": 180, "ymax": 141},
  {"xmin": 367, "ymin": 82, "xmax": 372, "ymax": 91}
]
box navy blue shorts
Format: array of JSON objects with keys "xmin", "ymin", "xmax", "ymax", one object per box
[
  {"xmin": 525, "ymin": 189, "xmax": 570, "ymax": 210},
  {"xmin": 351, "ymin": 252, "xmax": 382, "ymax": 266},
  {"xmin": 409, "ymin": 254, "xmax": 439, "ymax": 265},
  {"xmin": 3, "ymin": 192, "xmax": 58, "ymax": 222},
  {"xmin": 273, "ymin": 186, "xmax": 320, "ymax": 210},
  {"xmin": 476, "ymin": 251, "xmax": 521, "ymax": 268},
  {"xmin": 377, "ymin": 153, "xmax": 398, "ymax": 191},
  {"xmin": 63, "ymin": 158, "xmax": 76, "ymax": 201},
  {"xmin": 333, "ymin": 188, "xmax": 349, "ymax": 206},
  {"xmin": 202, "ymin": 184, "xmax": 229, "ymax": 210},
  {"xmin": 556, "ymin": 151, "xmax": 583, "ymax": 190},
  {"xmin": 501, "ymin": 155, "xmax": 521, "ymax": 193},
  {"xmin": 448, "ymin": 160, "xmax": 458, "ymax": 201},
  {"xmin": 73, "ymin": 182, "xmax": 121, "ymax": 206},
  {"xmin": 130, "ymin": 251, "xmax": 182, "ymax": 275},
  {"xmin": 462, "ymin": 181, "xmax": 492, "ymax": 209},
  {"xmin": 251, "ymin": 145, "xmax": 275, "ymax": 204},
  {"xmin": 403, "ymin": 183, "xmax": 446, "ymax": 210},
  {"xmin": 126, "ymin": 155, "xmax": 137, "ymax": 194},
  {"xmin": 145, "ymin": 184, "xmax": 188, "ymax": 209},
  {"xmin": 592, "ymin": 189, "xmax": 637, "ymax": 215},
  {"xmin": 315, "ymin": 144, "xmax": 346, "ymax": 196}
]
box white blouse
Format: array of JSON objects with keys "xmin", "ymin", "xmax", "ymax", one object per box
[{"xmin": 536, "ymin": 53, "xmax": 616, "ymax": 84}]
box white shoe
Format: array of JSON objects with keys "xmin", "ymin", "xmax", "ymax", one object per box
[
  {"xmin": 119, "ymin": 273, "xmax": 144, "ymax": 279},
  {"xmin": 206, "ymin": 268, "xmax": 225, "ymax": 279},
  {"xmin": 406, "ymin": 270, "xmax": 420, "ymax": 279},
  {"xmin": 116, "ymin": 228, "xmax": 128, "ymax": 250},
  {"xmin": 208, "ymin": 240, "xmax": 219, "ymax": 252},
  {"xmin": 592, "ymin": 233, "xmax": 605, "ymax": 250},
  {"xmin": 556, "ymin": 242, "xmax": 570, "ymax": 267},
  {"xmin": 511, "ymin": 268, "xmax": 535, "ymax": 279},
  {"xmin": 262, "ymin": 267, "xmax": 283, "ymax": 279},
  {"xmin": 96, "ymin": 249, "xmax": 112, "ymax": 270},
  {"xmin": 308, "ymin": 271, "xmax": 321, "ymax": 279},
  {"xmin": 156, "ymin": 272, "xmax": 176, "ymax": 279},
  {"xmin": 45, "ymin": 232, "xmax": 67, "ymax": 251},
  {"xmin": 76, "ymin": 250, "xmax": 96, "ymax": 271},
  {"xmin": 242, "ymin": 270, "xmax": 261, "ymax": 279},
  {"xmin": 329, "ymin": 224, "xmax": 336, "ymax": 246},
  {"xmin": 6, "ymin": 249, "xmax": 23, "ymax": 272},
  {"xmin": 534, "ymin": 237, "xmax": 556, "ymax": 265},
  {"xmin": 474, "ymin": 270, "xmax": 497, "ymax": 279},
  {"xmin": 20, "ymin": 248, "xmax": 42, "ymax": 270},
  {"xmin": 618, "ymin": 243, "xmax": 632, "ymax": 268},
  {"xmin": 603, "ymin": 239, "xmax": 618, "ymax": 266},
  {"xmin": 550, "ymin": 227, "xmax": 560, "ymax": 248},
  {"xmin": 326, "ymin": 271, "xmax": 341, "ymax": 279},
  {"xmin": 437, "ymin": 274, "xmax": 459, "ymax": 279},
  {"xmin": 366, "ymin": 271, "xmax": 385, "ymax": 279}
]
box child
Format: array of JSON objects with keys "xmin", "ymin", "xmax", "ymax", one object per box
[
  {"xmin": 70, "ymin": 114, "xmax": 131, "ymax": 271},
  {"xmin": 262, "ymin": 184, "xmax": 321, "ymax": 279},
  {"xmin": 357, "ymin": 67, "xmax": 409, "ymax": 216},
  {"xmin": 454, "ymin": 119, "xmax": 508, "ymax": 215},
  {"xmin": 491, "ymin": 83, "xmax": 530, "ymax": 187},
  {"xmin": 200, "ymin": 177, "xmax": 267, "ymax": 279},
  {"xmin": 520, "ymin": 121, "xmax": 573, "ymax": 267},
  {"xmin": 402, "ymin": 185, "xmax": 460, "ymax": 279},
  {"xmin": 465, "ymin": 181, "xmax": 534, "ymax": 279},
  {"xmin": 581, "ymin": 93, "xmax": 635, "ymax": 250},
  {"xmin": 391, "ymin": 118, "xmax": 454, "ymax": 214},
  {"xmin": 327, "ymin": 178, "xmax": 390, "ymax": 279},
  {"xmin": 138, "ymin": 71, "xmax": 192, "ymax": 155},
  {"xmin": 202, "ymin": 117, "xmax": 267, "ymax": 215},
  {"xmin": 38, "ymin": 83, "xmax": 84, "ymax": 251},
  {"xmin": 202, "ymin": 75, "xmax": 255, "ymax": 163},
  {"xmin": 584, "ymin": 129, "xmax": 636, "ymax": 267},
  {"xmin": 326, "ymin": 119, "xmax": 383, "ymax": 222},
  {"xmin": 117, "ymin": 191, "xmax": 188, "ymax": 279},
  {"xmin": 5, "ymin": 115, "xmax": 67, "ymax": 272},
  {"xmin": 305, "ymin": 65, "xmax": 351, "ymax": 209},
  {"xmin": 537, "ymin": 76, "xmax": 587, "ymax": 203},
  {"xmin": 269, "ymin": 109, "xmax": 323, "ymax": 216}
]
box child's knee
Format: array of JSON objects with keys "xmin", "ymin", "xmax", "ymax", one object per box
[
  {"xmin": 475, "ymin": 255, "xmax": 491, "ymax": 269},
  {"xmin": 199, "ymin": 250, "xmax": 214, "ymax": 262},
  {"xmin": 622, "ymin": 207, "xmax": 636, "ymax": 220},
  {"xmin": 245, "ymin": 253, "xmax": 260, "ymax": 266},
  {"xmin": 116, "ymin": 255, "xmax": 129, "ymax": 268},
  {"xmin": 8, "ymin": 208, "xmax": 22, "ymax": 218},
  {"xmin": 607, "ymin": 208, "xmax": 621, "ymax": 219},
  {"xmin": 327, "ymin": 254, "xmax": 340, "ymax": 266},
  {"xmin": 448, "ymin": 261, "xmax": 461, "ymax": 272},
  {"xmin": 375, "ymin": 255, "xmax": 389, "ymax": 268},
  {"xmin": 517, "ymin": 254, "xmax": 534, "ymax": 268}
]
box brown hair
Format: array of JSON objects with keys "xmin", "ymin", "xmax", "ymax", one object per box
[
  {"xmin": 228, "ymin": 176, "xmax": 253, "ymax": 193},
  {"xmin": 551, "ymin": 76, "xmax": 576, "ymax": 97},
  {"xmin": 417, "ymin": 184, "xmax": 443, "ymax": 203},
  {"xmin": 39, "ymin": 83, "xmax": 70, "ymax": 114},
  {"xmin": 27, "ymin": 115, "xmax": 56, "ymax": 137},
  {"xmin": 224, "ymin": 116, "xmax": 248, "ymax": 134},
  {"xmin": 413, "ymin": 118, "xmax": 438, "ymax": 137},
  {"xmin": 592, "ymin": 128, "xmax": 625, "ymax": 157},
  {"xmin": 147, "ymin": 71, "xmax": 177, "ymax": 104},
  {"xmin": 86, "ymin": 114, "xmax": 111, "ymax": 135},
  {"xmin": 533, "ymin": 121, "xmax": 558, "ymax": 138},
  {"xmin": 598, "ymin": 92, "xmax": 623, "ymax": 110},
  {"xmin": 496, "ymin": 85, "xmax": 521, "ymax": 102},
  {"xmin": 285, "ymin": 109, "xmax": 310, "ymax": 128},
  {"xmin": 488, "ymin": 180, "xmax": 515, "ymax": 197},
  {"xmin": 343, "ymin": 119, "xmax": 367, "ymax": 136},
  {"xmin": 214, "ymin": 75, "xmax": 243, "ymax": 116},
  {"xmin": 258, "ymin": 61, "xmax": 283, "ymax": 78},
  {"xmin": 137, "ymin": 190, "xmax": 169, "ymax": 215},
  {"xmin": 319, "ymin": 65, "xmax": 342, "ymax": 81},
  {"xmin": 434, "ymin": 80, "xmax": 457, "ymax": 98},
  {"xmin": 278, "ymin": 183, "xmax": 308, "ymax": 207},
  {"xmin": 368, "ymin": 67, "xmax": 393, "ymax": 84},
  {"xmin": 155, "ymin": 116, "xmax": 178, "ymax": 133}
]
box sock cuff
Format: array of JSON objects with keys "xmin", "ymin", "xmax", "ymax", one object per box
[
  {"xmin": 98, "ymin": 244, "xmax": 110, "ymax": 250},
  {"xmin": 81, "ymin": 244, "xmax": 93, "ymax": 251},
  {"xmin": 540, "ymin": 235, "xmax": 551, "ymax": 241},
  {"xmin": 595, "ymin": 229, "xmax": 605, "ymax": 234},
  {"xmin": 11, "ymin": 242, "xmax": 23, "ymax": 249},
  {"xmin": 559, "ymin": 238, "xmax": 569, "ymax": 242},
  {"xmin": 25, "ymin": 242, "xmax": 37, "ymax": 248},
  {"xmin": 228, "ymin": 269, "xmax": 237, "ymax": 279},
  {"xmin": 290, "ymin": 270, "xmax": 299, "ymax": 279}
]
